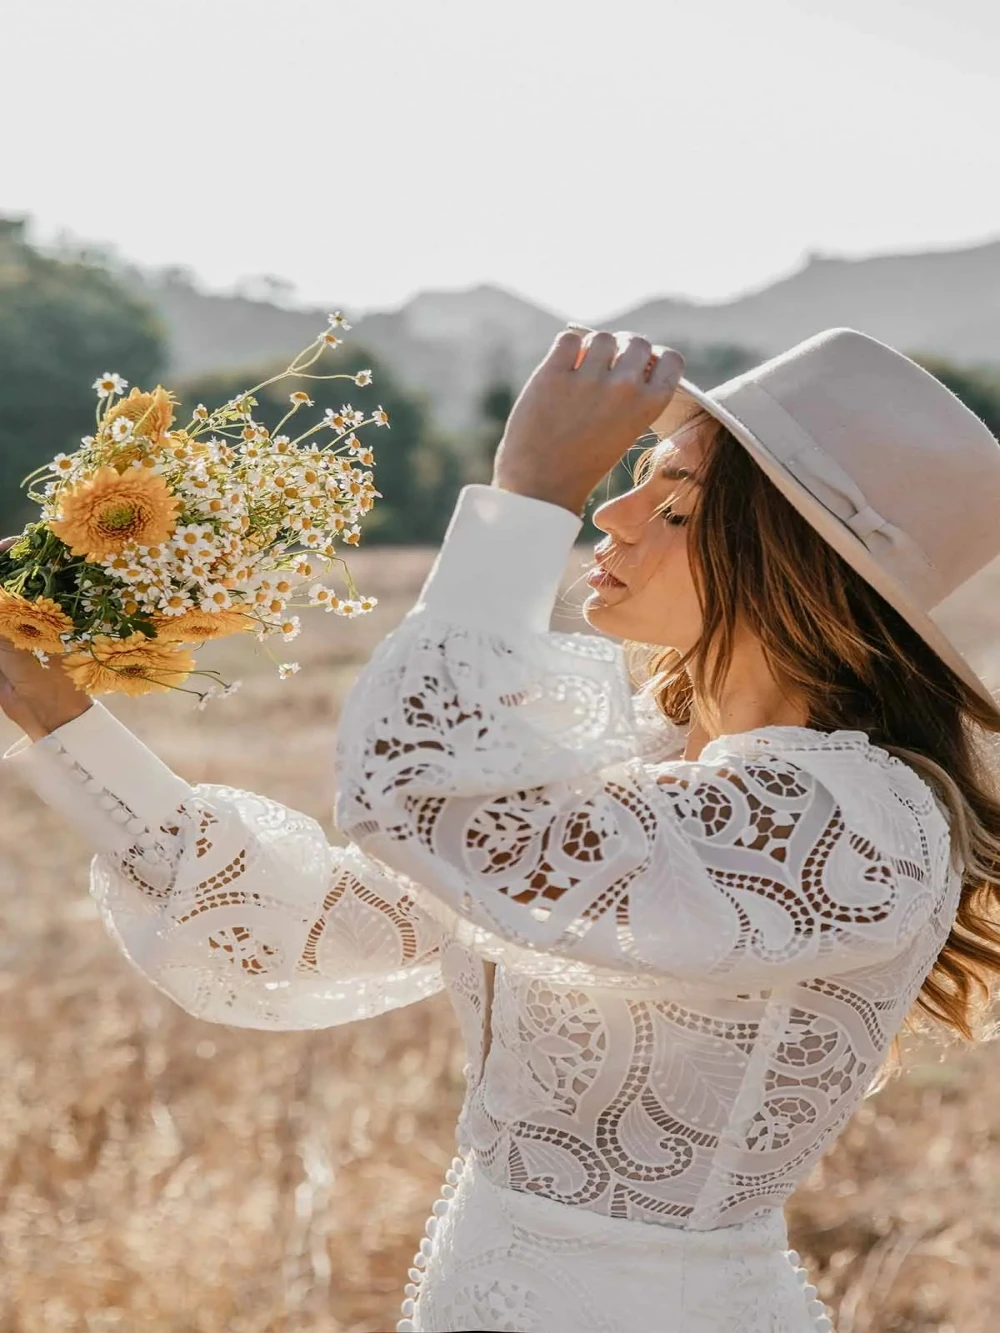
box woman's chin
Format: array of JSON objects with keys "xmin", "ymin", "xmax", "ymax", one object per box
[{"xmin": 583, "ymin": 592, "xmax": 628, "ymax": 633}]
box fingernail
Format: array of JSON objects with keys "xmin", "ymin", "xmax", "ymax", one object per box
[
  {"xmin": 565, "ymin": 323, "xmax": 593, "ymax": 333},
  {"xmin": 661, "ymin": 349, "xmax": 685, "ymax": 377}
]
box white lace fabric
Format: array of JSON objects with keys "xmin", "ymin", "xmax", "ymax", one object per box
[
  {"xmin": 5, "ymin": 486, "xmax": 964, "ymax": 1331},
  {"xmin": 403, "ymin": 1151, "xmax": 825, "ymax": 1333}
]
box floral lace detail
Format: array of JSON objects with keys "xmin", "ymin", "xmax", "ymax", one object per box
[
  {"xmin": 401, "ymin": 1152, "xmax": 832, "ymax": 1332},
  {"xmin": 331, "ymin": 613, "xmax": 960, "ymax": 1229},
  {"xmin": 89, "ymin": 788, "xmax": 445, "ymax": 1029},
  {"xmin": 44, "ymin": 603, "xmax": 959, "ymax": 1313}
]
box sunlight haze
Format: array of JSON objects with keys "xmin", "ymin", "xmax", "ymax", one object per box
[{"xmin": 5, "ymin": 0, "xmax": 999, "ymax": 318}]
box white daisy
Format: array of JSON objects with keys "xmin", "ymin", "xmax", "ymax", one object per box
[
  {"xmin": 93, "ymin": 371, "xmax": 128, "ymax": 399},
  {"xmin": 202, "ymin": 584, "xmax": 233, "ymax": 611}
]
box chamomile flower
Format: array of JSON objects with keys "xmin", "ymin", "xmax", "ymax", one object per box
[
  {"xmin": 279, "ymin": 617, "xmax": 301, "ymax": 642},
  {"xmin": 290, "ymin": 390, "xmax": 314, "ymax": 407},
  {"xmin": 353, "ymin": 369, "xmax": 373, "ymax": 387},
  {"xmin": 327, "ymin": 311, "xmax": 352, "ymax": 330},
  {"xmin": 51, "ymin": 453, "xmax": 76, "ymax": 475},
  {"xmin": 201, "ymin": 583, "xmax": 233, "ymax": 611},
  {"xmin": 321, "ymin": 331, "xmax": 342, "ymax": 349},
  {"xmin": 93, "ymin": 371, "xmax": 128, "ymax": 399},
  {"xmin": 278, "ymin": 662, "xmax": 300, "ymax": 680},
  {"xmin": 193, "ymin": 404, "xmax": 209, "ymax": 421},
  {"xmin": 373, "ymin": 405, "xmax": 390, "ymax": 427},
  {"xmin": 309, "ymin": 584, "xmax": 336, "ymax": 607},
  {"xmin": 323, "ymin": 408, "xmax": 350, "ymax": 432}
]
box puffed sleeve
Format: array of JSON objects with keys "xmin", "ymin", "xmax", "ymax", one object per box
[
  {"xmin": 334, "ymin": 485, "xmax": 953, "ymax": 991},
  {"xmin": 5, "ymin": 706, "xmax": 444, "ymax": 1029}
]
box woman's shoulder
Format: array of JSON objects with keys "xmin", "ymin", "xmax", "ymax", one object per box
[{"xmin": 689, "ymin": 724, "xmax": 952, "ymax": 858}]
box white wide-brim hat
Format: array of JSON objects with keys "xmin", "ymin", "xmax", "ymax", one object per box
[{"xmin": 648, "ymin": 328, "xmax": 1000, "ymax": 707}]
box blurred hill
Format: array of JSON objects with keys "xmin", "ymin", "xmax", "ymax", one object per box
[{"xmin": 149, "ymin": 236, "xmax": 1000, "ymax": 433}]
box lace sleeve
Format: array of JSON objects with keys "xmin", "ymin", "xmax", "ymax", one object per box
[
  {"xmin": 7, "ymin": 709, "xmax": 444, "ymax": 1030},
  {"xmin": 334, "ymin": 488, "xmax": 951, "ymax": 991}
]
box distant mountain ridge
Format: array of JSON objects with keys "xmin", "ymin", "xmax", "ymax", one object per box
[{"xmin": 147, "ymin": 237, "xmax": 1000, "ymax": 434}]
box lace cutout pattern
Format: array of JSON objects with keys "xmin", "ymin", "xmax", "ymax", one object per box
[
  {"xmin": 331, "ymin": 613, "xmax": 961, "ymax": 1230},
  {"xmin": 46, "ymin": 601, "xmax": 959, "ymax": 1324},
  {"xmin": 87, "ymin": 786, "xmax": 446, "ymax": 1029}
]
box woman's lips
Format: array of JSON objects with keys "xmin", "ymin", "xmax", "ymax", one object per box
[{"xmin": 587, "ymin": 566, "xmax": 627, "ymax": 591}]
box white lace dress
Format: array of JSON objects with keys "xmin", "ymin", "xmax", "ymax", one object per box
[{"xmin": 6, "ymin": 486, "xmax": 962, "ymax": 1333}]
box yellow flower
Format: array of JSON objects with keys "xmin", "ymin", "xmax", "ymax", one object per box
[
  {"xmin": 105, "ymin": 385, "xmax": 177, "ymax": 442},
  {"xmin": 0, "ymin": 590, "xmax": 73, "ymax": 653},
  {"xmin": 63, "ymin": 633, "xmax": 195, "ymax": 696},
  {"xmin": 152, "ymin": 608, "xmax": 254, "ymax": 643},
  {"xmin": 50, "ymin": 467, "xmax": 180, "ymax": 560}
]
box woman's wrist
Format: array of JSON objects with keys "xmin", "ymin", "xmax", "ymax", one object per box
[
  {"xmin": 490, "ymin": 464, "xmax": 589, "ymax": 518},
  {"xmin": 18, "ymin": 695, "xmax": 94, "ymax": 742}
]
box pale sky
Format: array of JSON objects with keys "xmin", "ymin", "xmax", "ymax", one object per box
[{"xmin": 4, "ymin": 0, "xmax": 999, "ymax": 320}]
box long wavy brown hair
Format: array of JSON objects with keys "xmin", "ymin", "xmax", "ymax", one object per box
[{"xmin": 639, "ymin": 416, "xmax": 1000, "ymax": 1047}]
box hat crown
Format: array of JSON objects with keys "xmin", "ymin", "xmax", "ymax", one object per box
[{"xmin": 707, "ymin": 329, "xmax": 1000, "ymax": 607}]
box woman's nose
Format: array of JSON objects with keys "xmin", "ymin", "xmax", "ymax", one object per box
[{"xmin": 592, "ymin": 488, "xmax": 644, "ymax": 540}]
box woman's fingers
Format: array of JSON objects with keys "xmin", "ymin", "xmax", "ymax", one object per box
[
  {"xmin": 547, "ymin": 329, "xmax": 586, "ymax": 373},
  {"xmin": 648, "ymin": 345, "xmax": 686, "ymax": 391},
  {"xmin": 544, "ymin": 325, "xmax": 683, "ymax": 402},
  {"xmin": 0, "ymin": 536, "xmax": 17, "ymax": 554},
  {"xmin": 575, "ymin": 329, "xmax": 618, "ymax": 376},
  {"xmin": 610, "ymin": 332, "xmax": 653, "ymax": 380}
]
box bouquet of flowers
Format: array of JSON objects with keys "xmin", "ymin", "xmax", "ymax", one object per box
[{"xmin": 0, "ymin": 314, "xmax": 387, "ymax": 702}]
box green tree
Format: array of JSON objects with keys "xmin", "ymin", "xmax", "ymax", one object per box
[
  {"xmin": 473, "ymin": 379, "xmax": 516, "ymax": 483},
  {"xmin": 913, "ymin": 356, "xmax": 1000, "ymax": 435},
  {"xmin": 0, "ymin": 218, "xmax": 167, "ymax": 533},
  {"xmin": 178, "ymin": 343, "xmax": 463, "ymax": 545}
]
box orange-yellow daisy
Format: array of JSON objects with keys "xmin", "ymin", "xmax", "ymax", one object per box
[
  {"xmin": 0, "ymin": 590, "xmax": 73, "ymax": 654},
  {"xmin": 105, "ymin": 385, "xmax": 177, "ymax": 443},
  {"xmin": 63, "ymin": 633, "xmax": 196, "ymax": 697},
  {"xmin": 49, "ymin": 467, "xmax": 180, "ymax": 560},
  {"xmin": 152, "ymin": 608, "xmax": 255, "ymax": 643}
]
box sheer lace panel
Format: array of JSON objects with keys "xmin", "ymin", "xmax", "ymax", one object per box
[
  {"xmin": 329, "ymin": 612, "xmax": 960, "ymax": 1229},
  {"xmin": 81, "ymin": 781, "xmax": 446, "ymax": 1029},
  {"xmin": 31, "ymin": 604, "xmax": 960, "ymax": 1236},
  {"xmin": 335, "ymin": 616, "xmax": 951, "ymax": 990}
]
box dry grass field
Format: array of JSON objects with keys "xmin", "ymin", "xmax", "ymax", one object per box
[{"xmin": 3, "ymin": 545, "xmax": 1000, "ymax": 1333}]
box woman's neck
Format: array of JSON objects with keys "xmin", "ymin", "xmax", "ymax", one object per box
[{"xmin": 683, "ymin": 637, "xmax": 809, "ymax": 760}]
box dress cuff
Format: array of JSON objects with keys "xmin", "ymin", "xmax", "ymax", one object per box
[
  {"xmin": 4, "ymin": 703, "xmax": 193, "ymax": 855},
  {"xmin": 416, "ymin": 484, "xmax": 583, "ymax": 635}
]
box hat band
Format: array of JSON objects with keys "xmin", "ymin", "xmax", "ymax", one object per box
[{"xmin": 719, "ymin": 381, "xmax": 950, "ymax": 610}]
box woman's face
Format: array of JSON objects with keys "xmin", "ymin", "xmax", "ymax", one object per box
[{"xmin": 583, "ymin": 424, "xmax": 707, "ymax": 650}]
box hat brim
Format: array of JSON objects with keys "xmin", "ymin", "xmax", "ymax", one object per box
[{"xmin": 652, "ymin": 379, "xmax": 997, "ymax": 709}]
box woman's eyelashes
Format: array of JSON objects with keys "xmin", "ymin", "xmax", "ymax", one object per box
[{"xmin": 660, "ymin": 503, "xmax": 690, "ymax": 526}]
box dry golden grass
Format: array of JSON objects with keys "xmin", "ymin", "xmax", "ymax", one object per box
[{"xmin": 2, "ymin": 546, "xmax": 1000, "ymax": 1333}]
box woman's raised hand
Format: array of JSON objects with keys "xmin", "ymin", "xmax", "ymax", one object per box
[{"xmin": 491, "ymin": 328, "xmax": 685, "ymax": 516}]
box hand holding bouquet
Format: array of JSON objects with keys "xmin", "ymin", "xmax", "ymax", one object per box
[{"xmin": 0, "ymin": 314, "xmax": 387, "ymax": 704}]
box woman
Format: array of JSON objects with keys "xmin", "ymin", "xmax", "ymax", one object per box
[{"xmin": 5, "ymin": 325, "xmax": 1000, "ymax": 1333}]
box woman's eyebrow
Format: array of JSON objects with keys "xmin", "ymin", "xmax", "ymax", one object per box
[{"xmin": 659, "ymin": 464, "xmax": 700, "ymax": 484}]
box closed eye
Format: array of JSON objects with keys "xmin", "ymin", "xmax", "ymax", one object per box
[{"xmin": 661, "ymin": 505, "xmax": 690, "ymax": 527}]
